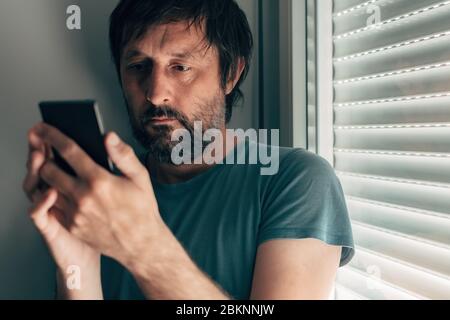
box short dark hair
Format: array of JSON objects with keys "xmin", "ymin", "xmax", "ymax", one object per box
[{"xmin": 109, "ymin": 0, "xmax": 253, "ymax": 123}]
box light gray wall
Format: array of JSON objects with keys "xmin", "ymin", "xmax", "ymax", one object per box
[{"xmin": 0, "ymin": 0, "xmax": 259, "ymax": 299}]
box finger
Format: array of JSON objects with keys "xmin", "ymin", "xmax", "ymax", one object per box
[
  {"xmin": 53, "ymin": 193, "xmax": 73, "ymax": 229},
  {"xmin": 28, "ymin": 125, "xmax": 54, "ymax": 161},
  {"xmin": 49, "ymin": 206, "xmax": 68, "ymax": 230},
  {"xmin": 105, "ymin": 132, "xmax": 149, "ymax": 186},
  {"xmin": 34, "ymin": 190, "xmax": 72, "ymax": 228},
  {"xmin": 34, "ymin": 123, "xmax": 104, "ymax": 179},
  {"xmin": 28, "ymin": 126, "xmax": 46, "ymax": 153},
  {"xmin": 54, "ymin": 191, "xmax": 72, "ymax": 211},
  {"xmin": 23, "ymin": 150, "xmax": 46, "ymax": 201},
  {"xmin": 29, "ymin": 188, "xmax": 58, "ymax": 233},
  {"xmin": 39, "ymin": 159, "xmax": 78, "ymax": 198}
]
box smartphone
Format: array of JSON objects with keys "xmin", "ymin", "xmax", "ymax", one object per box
[{"xmin": 38, "ymin": 100, "xmax": 114, "ymax": 176}]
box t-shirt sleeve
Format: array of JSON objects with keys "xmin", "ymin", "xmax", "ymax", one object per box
[{"xmin": 258, "ymin": 149, "xmax": 355, "ymax": 267}]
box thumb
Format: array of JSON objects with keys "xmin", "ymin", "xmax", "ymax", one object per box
[
  {"xmin": 105, "ymin": 132, "xmax": 148, "ymax": 185},
  {"xmin": 29, "ymin": 188, "xmax": 58, "ymax": 235}
]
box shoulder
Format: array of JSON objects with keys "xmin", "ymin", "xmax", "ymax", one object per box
[
  {"xmin": 257, "ymin": 143, "xmax": 337, "ymax": 186},
  {"xmin": 255, "ymin": 143, "xmax": 347, "ymax": 217},
  {"xmin": 281, "ymin": 147, "xmax": 333, "ymax": 173}
]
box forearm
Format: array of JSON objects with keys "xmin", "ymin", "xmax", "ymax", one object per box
[
  {"xmin": 128, "ymin": 226, "xmax": 231, "ymax": 300},
  {"xmin": 55, "ymin": 265, "xmax": 103, "ymax": 300}
]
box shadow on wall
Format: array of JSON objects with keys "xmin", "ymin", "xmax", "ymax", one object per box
[{"xmin": 0, "ymin": 0, "xmax": 132, "ymax": 299}]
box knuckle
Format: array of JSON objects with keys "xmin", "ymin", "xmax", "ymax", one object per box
[
  {"xmin": 73, "ymin": 213, "xmax": 85, "ymax": 227},
  {"xmin": 60, "ymin": 142, "xmax": 77, "ymax": 159},
  {"xmin": 27, "ymin": 127, "xmax": 36, "ymax": 142},
  {"xmin": 75, "ymin": 194, "xmax": 93, "ymax": 212},
  {"xmin": 87, "ymin": 176, "xmax": 106, "ymax": 192},
  {"xmin": 30, "ymin": 151, "xmax": 41, "ymax": 166},
  {"xmin": 121, "ymin": 144, "xmax": 134, "ymax": 158},
  {"xmin": 29, "ymin": 155, "xmax": 43, "ymax": 175},
  {"xmin": 68, "ymin": 221, "xmax": 78, "ymax": 234}
]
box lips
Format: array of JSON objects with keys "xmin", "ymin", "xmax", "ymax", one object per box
[{"xmin": 148, "ymin": 117, "xmax": 176, "ymax": 125}]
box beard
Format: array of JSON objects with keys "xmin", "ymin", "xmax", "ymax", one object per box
[{"xmin": 126, "ymin": 89, "xmax": 226, "ymax": 165}]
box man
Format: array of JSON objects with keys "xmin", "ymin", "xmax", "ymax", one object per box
[{"xmin": 23, "ymin": 0, "xmax": 354, "ymax": 300}]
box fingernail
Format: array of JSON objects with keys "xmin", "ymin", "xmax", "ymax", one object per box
[{"xmin": 109, "ymin": 132, "xmax": 120, "ymax": 146}]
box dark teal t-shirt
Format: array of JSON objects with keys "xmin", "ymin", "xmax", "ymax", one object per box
[{"xmin": 101, "ymin": 139, "xmax": 355, "ymax": 300}]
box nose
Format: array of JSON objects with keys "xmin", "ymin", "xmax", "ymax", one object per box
[{"xmin": 145, "ymin": 66, "xmax": 172, "ymax": 106}]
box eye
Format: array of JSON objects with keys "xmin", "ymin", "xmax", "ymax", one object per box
[
  {"xmin": 173, "ymin": 65, "xmax": 191, "ymax": 72},
  {"xmin": 127, "ymin": 62, "xmax": 146, "ymax": 72}
]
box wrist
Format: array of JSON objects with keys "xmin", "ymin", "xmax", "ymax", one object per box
[
  {"xmin": 56, "ymin": 263, "xmax": 103, "ymax": 300},
  {"xmin": 125, "ymin": 223, "xmax": 182, "ymax": 279},
  {"xmin": 55, "ymin": 253, "xmax": 101, "ymax": 277}
]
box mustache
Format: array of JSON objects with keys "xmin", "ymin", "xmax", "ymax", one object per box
[
  {"xmin": 141, "ymin": 105, "xmax": 181, "ymax": 121},
  {"xmin": 140, "ymin": 104, "xmax": 192, "ymax": 129}
]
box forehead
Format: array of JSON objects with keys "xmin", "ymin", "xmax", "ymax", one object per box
[{"xmin": 123, "ymin": 21, "xmax": 216, "ymax": 61}]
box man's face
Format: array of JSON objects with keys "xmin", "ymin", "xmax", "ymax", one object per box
[{"xmin": 120, "ymin": 21, "xmax": 227, "ymax": 164}]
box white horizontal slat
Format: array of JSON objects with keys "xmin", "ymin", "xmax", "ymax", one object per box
[
  {"xmin": 335, "ymin": 148, "xmax": 450, "ymax": 158},
  {"xmin": 334, "ymin": 0, "xmax": 444, "ymax": 36},
  {"xmin": 346, "ymin": 196, "xmax": 450, "ymax": 246},
  {"xmin": 352, "ymin": 222, "xmax": 450, "ymax": 277},
  {"xmin": 336, "ymin": 123, "xmax": 450, "ymax": 129},
  {"xmin": 334, "ymin": 94, "xmax": 450, "ymax": 125},
  {"xmin": 334, "ymin": 0, "xmax": 367, "ymax": 14},
  {"xmin": 334, "ymin": 0, "xmax": 391, "ymax": 17},
  {"xmin": 334, "ymin": 64, "xmax": 450, "ymax": 103},
  {"xmin": 335, "ymin": 62, "xmax": 450, "ymax": 85},
  {"xmin": 336, "ymin": 265, "xmax": 424, "ymax": 299},
  {"xmin": 334, "ymin": 1, "xmax": 450, "ymax": 57},
  {"xmin": 337, "ymin": 172, "xmax": 450, "ymax": 214},
  {"xmin": 348, "ymin": 247, "xmax": 450, "ymax": 299},
  {"xmin": 334, "ymin": 92, "xmax": 450, "ymax": 107},
  {"xmin": 335, "ymin": 149, "xmax": 450, "ymax": 184},
  {"xmin": 334, "ymin": 125, "xmax": 450, "ymax": 153},
  {"xmin": 334, "ymin": 32, "xmax": 450, "ymax": 80}
]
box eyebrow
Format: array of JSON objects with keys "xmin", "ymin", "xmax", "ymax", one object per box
[
  {"xmin": 124, "ymin": 49, "xmax": 197, "ymax": 61},
  {"xmin": 124, "ymin": 49, "xmax": 143, "ymax": 61}
]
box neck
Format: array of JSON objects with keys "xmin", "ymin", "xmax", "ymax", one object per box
[{"xmin": 146, "ymin": 127, "xmax": 239, "ymax": 185}]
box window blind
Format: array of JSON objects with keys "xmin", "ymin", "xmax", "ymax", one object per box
[{"xmin": 330, "ymin": 0, "xmax": 450, "ymax": 299}]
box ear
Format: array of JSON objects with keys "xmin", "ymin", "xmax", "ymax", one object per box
[{"xmin": 225, "ymin": 57, "xmax": 246, "ymax": 95}]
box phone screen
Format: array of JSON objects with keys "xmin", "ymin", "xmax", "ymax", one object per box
[{"xmin": 38, "ymin": 100, "xmax": 114, "ymax": 176}]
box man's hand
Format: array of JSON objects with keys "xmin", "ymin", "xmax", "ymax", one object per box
[
  {"xmin": 23, "ymin": 126, "xmax": 102, "ymax": 299},
  {"xmin": 31, "ymin": 123, "xmax": 165, "ymax": 269},
  {"xmin": 26, "ymin": 122, "xmax": 231, "ymax": 300}
]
